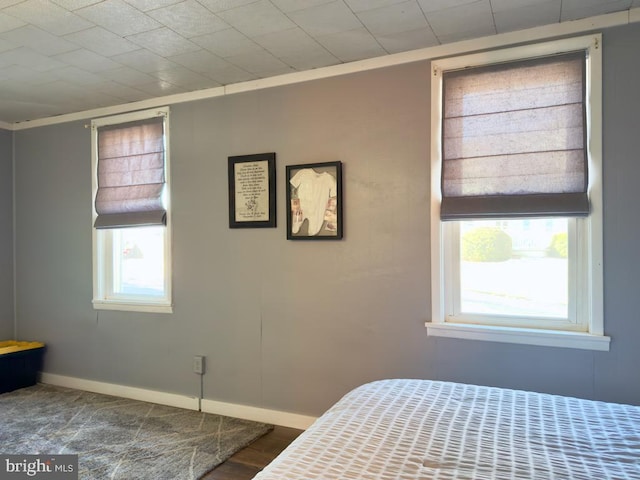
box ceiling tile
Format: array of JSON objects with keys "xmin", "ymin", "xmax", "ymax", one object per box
[
  {"xmin": 204, "ymin": 63, "xmax": 257, "ymax": 84},
  {"xmin": 270, "ymin": 0, "xmax": 335, "ymax": 13},
  {"xmin": 147, "ymin": 0, "xmax": 230, "ymax": 38},
  {"xmin": 425, "ymin": 0, "xmax": 495, "ymax": 39},
  {"xmin": 5, "ymin": 68, "xmax": 63, "ymax": 85},
  {"xmin": 0, "ymin": 0, "xmax": 26, "ymax": 7},
  {"xmin": 53, "ymin": 48, "xmax": 123, "ymax": 73},
  {"xmin": 92, "ymin": 81, "xmax": 149, "ymax": 101},
  {"xmin": 561, "ymin": 0, "xmax": 632, "ymax": 21},
  {"xmin": 0, "ymin": 46, "xmax": 67, "ymax": 71},
  {"xmin": 562, "ymin": 0, "xmax": 631, "ymax": 7},
  {"xmin": 51, "ymin": 0, "xmax": 103, "ymax": 10},
  {"xmin": 288, "ymin": 0, "xmax": 364, "ymax": 36},
  {"xmin": 50, "ymin": 65, "xmax": 105, "ymax": 85},
  {"xmin": 191, "ymin": 28, "xmax": 262, "ymax": 57},
  {"xmin": 494, "ymin": 0, "xmax": 560, "ymax": 33},
  {"xmin": 253, "ymin": 26, "xmax": 328, "ymax": 58},
  {"xmin": 316, "ymin": 27, "xmax": 387, "ymax": 62},
  {"xmin": 79, "ymin": 90, "xmax": 137, "ymax": 109},
  {"xmin": 278, "ymin": 49, "xmax": 340, "ymax": 70},
  {"xmin": 357, "ymin": 1, "xmax": 429, "ymax": 36},
  {"xmin": 216, "ymin": 0, "xmax": 296, "ymax": 37},
  {"xmin": 376, "ymin": 26, "xmax": 439, "ymax": 53},
  {"xmin": 126, "ymin": 28, "xmax": 201, "ymax": 57},
  {"xmin": 435, "ymin": 25, "xmax": 496, "ymax": 44},
  {"xmin": 196, "ymin": 0, "xmax": 257, "ymax": 13},
  {"xmin": 0, "ymin": 38, "xmax": 15, "ymax": 54},
  {"xmin": 0, "ymin": 64, "xmax": 36, "ymax": 81},
  {"xmin": 63, "ymin": 26, "xmax": 140, "ymax": 57},
  {"xmin": 0, "ymin": 96, "xmax": 65, "ymax": 124},
  {"xmin": 56, "ymin": 86, "xmax": 132, "ymax": 110},
  {"xmin": 345, "ymin": 0, "xmax": 407, "ymax": 13},
  {"xmin": 0, "ymin": 84, "xmax": 35, "ymax": 104},
  {"xmin": 135, "ymin": 80, "xmax": 187, "ymax": 97},
  {"xmin": 3, "ymin": 0, "xmax": 94, "ymax": 35},
  {"xmin": 76, "ymin": 0, "xmax": 161, "ymax": 36},
  {"xmin": 253, "ymin": 27, "xmax": 342, "ymax": 70},
  {"xmin": 168, "ymin": 49, "xmax": 229, "ymax": 72},
  {"xmin": 168, "ymin": 48, "xmax": 256, "ymax": 84},
  {"xmin": 110, "ymin": 48, "xmax": 180, "ymax": 73},
  {"xmin": 225, "ymin": 49, "xmax": 292, "ymax": 75},
  {"xmin": 417, "ymin": 0, "xmax": 481, "ymax": 13},
  {"xmin": 100, "ymin": 66, "xmax": 157, "ymax": 86},
  {"xmin": 1, "ymin": 25, "xmax": 78, "ymax": 55},
  {"xmin": 0, "ymin": 12, "xmax": 26, "ymax": 32},
  {"xmin": 123, "ymin": 0, "xmax": 184, "ymax": 11},
  {"xmin": 32, "ymin": 83, "xmax": 91, "ymax": 109},
  {"xmin": 153, "ymin": 66, "xmax": 216, "ymax": 89},
  {"xmin": 490, "ymin": 0, "xmax": 557, "ymax": 12}
]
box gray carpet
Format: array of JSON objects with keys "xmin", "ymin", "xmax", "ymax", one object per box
[{"xmin": 0, "ymin": 384, "xmax": 273, "ymax": 479}]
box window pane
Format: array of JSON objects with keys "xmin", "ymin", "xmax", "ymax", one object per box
[
  {"xmin": 112, "ymin": 226, "xmax": 165, "ymax": 297},
  {"xmin": 459, "ymin": 219, "xmax": 568, "ymax": 318}
]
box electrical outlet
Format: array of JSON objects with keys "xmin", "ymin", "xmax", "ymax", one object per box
[{"xmin": 193, "ymin": 355, "xmax": 205, "ymax": 375}]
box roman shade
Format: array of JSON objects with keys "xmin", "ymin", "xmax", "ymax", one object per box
[
  {"xmin": 94, "ymin": 116, "xmax": 166, "ymax": 228},
  {"xmin": 440, "ymin": 52, "xmax": 589, "ymax": 220}
]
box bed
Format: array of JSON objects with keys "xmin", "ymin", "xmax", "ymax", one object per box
[{"xmin": 253, "ymin": 379, "xmax": 640, "ymax": 479}]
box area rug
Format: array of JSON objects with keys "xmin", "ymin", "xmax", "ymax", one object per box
[{"xmin": 0, "ymin": 384, "xmax": 273, "ymax": 479}]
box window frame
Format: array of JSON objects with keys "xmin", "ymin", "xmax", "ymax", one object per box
[
  {"xmin": 428, "ymin": 35, "xmax": 608, "ymax": 351},
  {"xmin": 91, "ymin": 107, "xmax": 173, "ymax": 313}
]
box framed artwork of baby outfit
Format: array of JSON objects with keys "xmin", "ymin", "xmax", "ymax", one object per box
[{"xmin": 286, "ymin": 161, "xmax": 343, "ymax": 240}]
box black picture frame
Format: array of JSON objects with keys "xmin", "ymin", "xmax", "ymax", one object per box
[
  {"xmin": 286, "ymin": 161, "xmax": 343, "ymax": 240},
  {"xmin": 228, "ymin": 153, "xmax": 276, "ymax": 228}
]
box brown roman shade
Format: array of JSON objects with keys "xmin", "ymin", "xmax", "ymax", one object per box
[
  {"xmin": 94, "ymin": 116, "xmax": 166, "ymax": 228},
  {"xmin": 440, "ymin": 51, "xmax": 589, "ymax": 220}
]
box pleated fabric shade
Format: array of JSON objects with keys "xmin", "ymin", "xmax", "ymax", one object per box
[
  {"xmin": 440, "ymin": 52, "xmax": 589, "ymax": 220},
  {"xmin": 94, "ymin": 117, "xmax": 166, "ymax": 228}
]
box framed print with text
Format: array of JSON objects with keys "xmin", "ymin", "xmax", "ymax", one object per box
[
  {"xmin": 228, "ymin": 153, "xmax": 276, "ymax": 228},
  {"xmin": 286, "ymin": 161, "xmax": 343, "ymax": 240}
]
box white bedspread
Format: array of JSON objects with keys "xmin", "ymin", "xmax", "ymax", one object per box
[{"xmin": 254, "ymin": 379, "xmax": 640, "ymax": 479}]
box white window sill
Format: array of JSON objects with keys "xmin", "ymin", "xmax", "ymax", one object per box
[
  {"xmin": 426, "ymin": 322, "xmax": 610, "ymax": 351},
  {"xmin": 93, "ymin": 300, "xmax": 173, "ymax": 314}
]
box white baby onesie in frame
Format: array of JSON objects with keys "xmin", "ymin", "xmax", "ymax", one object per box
[{"xmin": 290, "ymin": 169, "xmax": 337, "ymax": 236}]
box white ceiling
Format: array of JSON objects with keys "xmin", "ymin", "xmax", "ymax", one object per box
[{"xmin": 0, "ymin": 0, "xmax": 637, "ymax": 125}]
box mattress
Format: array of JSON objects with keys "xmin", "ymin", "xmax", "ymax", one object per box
[{"xmin": 254, "ymin": 379, "xmax": 640, "ymax": 479}]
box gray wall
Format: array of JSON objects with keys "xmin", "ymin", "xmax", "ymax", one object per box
[
  {"xmin": 0, "ymin": 129, "xmax": 13, "ymax": 339},
  {"xmin": 13, "ymin": 23, "xmax": 640, "ymax": 416}
]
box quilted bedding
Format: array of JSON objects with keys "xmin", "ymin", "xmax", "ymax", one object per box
[{"xmin": 253, "ymin": 379, "xmax": 640, "ymax": 479}]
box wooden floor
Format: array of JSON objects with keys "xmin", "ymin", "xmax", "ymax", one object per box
[{"xmin": 201, "ymin": 426, "xmax": 303, "ymax": 480}]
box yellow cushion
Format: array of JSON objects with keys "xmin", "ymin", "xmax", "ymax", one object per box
[{"xmin": 0, "ymin": 341, "xmax": 45, "ymax": 355}]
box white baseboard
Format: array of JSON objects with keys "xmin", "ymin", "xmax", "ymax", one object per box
[
  {"xmin": 39, "ymin": 373, "xmax": 316, "ymax": 430},
  {"xmin": 39, "ymin": 373, "xmax": 200, "ymax": 411},
  {"xmin": 201, "ymin": 398, "xmax": 317, "ymax": 430}
]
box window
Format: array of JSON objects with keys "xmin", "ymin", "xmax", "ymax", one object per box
[
  {"xmin": 91, "ymin": 107, "xmax": 172, "ymax": 313},
  {"xmin": 428, "ymin": 36, "xmax": 608, "ymax": 350}
]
